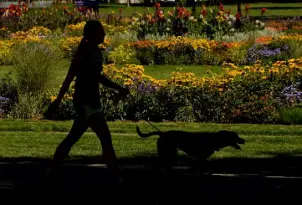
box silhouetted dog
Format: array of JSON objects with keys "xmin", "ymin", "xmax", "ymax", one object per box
[{"xmin": 136, "ymin": 126, "xmax": 245, "ymax": 173}]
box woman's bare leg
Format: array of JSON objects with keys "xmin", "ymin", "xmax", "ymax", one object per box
[
  {"xmin": 87, "ymin": 112, "xmax": 122, "ymax": 178},
  {"xmin": 49, "ymin": 117, "xmax": 89, "ymax": 172}
]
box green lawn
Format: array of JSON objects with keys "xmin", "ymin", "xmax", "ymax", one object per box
[
  {"xmin": 0, "ymin": 120, "xmax": 302, "ymax": 160},
  {"xmin": 0, "ymin": 61, "xmax": 223, "ymax": 90},
  {"xmin": 144, "ymin": 64, "xmax": 222, "ymax": 79},
  {"xmin": 93, "ymin": 2, "xmax": 302, "ymax": 17}
]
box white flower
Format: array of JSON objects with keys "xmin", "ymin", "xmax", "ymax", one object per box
[
  {"xmin": 166, "ymin": 28, "xmax": 170, "ymax": 31},
  {"xmin": 256, "ymin": 20, "xmax": 260, "ymax": 24},
  {"xmin": 227, "ymin": 20, "xmax": 232, "ymax": 26},
  {"xmin": 230, "ymin": 28, "xmax": 235, "ymax": 32},
  {"xmin": 141, "ymin": 20, "xmax": 145, "ymax": 25},
  {"xmin": 167, "ymin": 19, "xmax": 171, "ymax": 23},
  {"xmin": 189, "ymin": 16, "xmax": 194, "ymax": 21},
  {"xmin": 260, "ymin": 22, "xmax": 265, "ymax": 27},
  {"xmin": 229, "ymin": 15, "xmax": 235, "ymax": 21},
  {"xmin": 200, "ymin": 14, "xmax": 203, "ymax": 19}
]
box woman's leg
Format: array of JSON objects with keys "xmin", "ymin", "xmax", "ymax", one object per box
[
  {"xmin": 87, "ymin": 112, "xmax": 121, "ymax": 177},
  {"xmin": 50, "ymin": 117, "xmax": 89, "ymax": 170}
]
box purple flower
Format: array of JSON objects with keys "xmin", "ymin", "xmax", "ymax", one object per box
[
  {"xmin": 280, "ymin": 83, "xmax": 302, "ymax": 103},
  {"xmin": 136, "ymin": 82, "xmax": 158, "ymax": 94},
  {"xmin": 246, "ymin": 44, "xmax": 289, "ymax": 64},
  {"xmin": 0, "ymin": 96, "xmax": 9, "ymax": 101}
]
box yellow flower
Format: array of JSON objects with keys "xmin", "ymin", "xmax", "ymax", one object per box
[{"xmin": 50, "ymin": 96, "xmax": 57, "ymax": 102}]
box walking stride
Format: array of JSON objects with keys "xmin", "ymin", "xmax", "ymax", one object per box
[{"xmin": 44, "ymin": 20, "xmax": 130, "ymax": 181}]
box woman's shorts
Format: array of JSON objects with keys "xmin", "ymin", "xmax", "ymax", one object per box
[{"xmin": 74, "ymin": 103, "xmax": 102, "ymax": 121}]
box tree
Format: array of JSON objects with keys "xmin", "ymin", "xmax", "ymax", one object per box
[{"xmin": 127, "ymin": 0, "xmax": 130, "ymax": 7}]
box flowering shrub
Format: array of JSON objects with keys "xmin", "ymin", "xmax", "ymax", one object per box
[
  {"xmin": 131, "ymin": 36, "xmax": 243, "ymax": 65},
  {"xmin": 279, "ymin": 82, "xmax": 302, "ymax": 106},
  {"xmin": 130, "ymin": 2, "xmax": 266, "ymax": 39},
  {"xmin": 63, "ymin": 20, "xmax": 131, "ymax": 37},
  {"xmin": 0, "ymin": 27, "xmax": 11, "ymax": 39},
  {"xmin": 0, "ymin": 72, "xmax": 18, "ymax": 116},
  {"xmin": 2, "ymin": 5, "xmax": 93, "ymax": 32},
  {"xmin": 43, "ymin": 57, "xmax": 302, "ymax": 123},
  {"xmin": 0, "ymin": 40, "xmax": 14, "ymax": 65},
  {"xmin": 59, "ymin": 36, "xmax": 110, "ymax": 59},
  {"xmin": 107, "ymin": 44, "xmax": 138, "ymax": 65},
  {"xmin": 266, "ymin": 18, "xmax": 302, "ymax": 33},
  {"xmin": 246, "ymin": 41, "xmax": 290, "ymax": 64}
]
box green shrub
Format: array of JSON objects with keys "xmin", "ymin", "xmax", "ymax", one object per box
[
  {"xmin": 11, "ymin": 40, "xmax": 62, "ymax": 95},
  {"xmin": 279, "ymin": 107, "xmax": 302, "ymax": 124},
  {"xmin": 8, "ymin": 92, "xmax": 43, "ymax": 119}
]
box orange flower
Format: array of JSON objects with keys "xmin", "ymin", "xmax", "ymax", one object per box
[
  {"xmin": 255, "ymin": 36, "xmax": 273, "ymax": 44},
  {"xmin": 245, "ymin": 4, "xmax": 250, "ymax": 11},
  {"xmin": 226, "ymin": 9, "xmax": 231, "ymax": 16}
]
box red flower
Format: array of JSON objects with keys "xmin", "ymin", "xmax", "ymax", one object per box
[
  {"xmin": 177, "ymin": 7, "xmax": 185, "ymax": 17},
  {"xmin": 218, "ymin": 2, "xmax": 224, "ymax": 11},
  {"xmin": 236, "ymin": 12, "xmax": 241, "ymax": 20},
  {"xmin": 261, "ymin": 8, "xmax": 267, "ymax": 15},
  {"xmin": 155, "ymin": 2, "xmax": 160, "ymax": 9},
  {"xmin": 201, "ymin": 9, "xmax": 206, "ymax": 17},
  {"xmin": 184, "ymin": 11, "xmax": 190, "ymax": 17}
]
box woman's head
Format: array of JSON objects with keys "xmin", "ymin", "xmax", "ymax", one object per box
[{"xmin": 83, "ymin": 20, "xmax": 106, "ymax": 45}]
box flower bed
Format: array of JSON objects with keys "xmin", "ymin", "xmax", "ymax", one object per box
[
  {"xmin": 1, "ymin": 3, "xmax": 302, "ymax": 122},
  {"xmin": 43, "ymin": 57, "xmax": 302, "ymax": 123}
]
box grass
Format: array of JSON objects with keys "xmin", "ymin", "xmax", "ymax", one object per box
[
  {"xmin": 56, "ymin": 2, "xmax": 302, "ymax": 17},
  {"xmin": 0, "ymin": 120, "xmax": 302, "ymax": 160},
  {"xmin": 0, "ymin": 60, "xmax": 224, "ymax": 90},
  {"xmin": 144, "ymin": 64, "xmax": 222, "ymax": 79}
]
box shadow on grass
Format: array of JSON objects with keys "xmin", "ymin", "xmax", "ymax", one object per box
[
  {"xmin": 1, "ymin": 152, "xmax": 302, "ymax": 175},
  {"xmin": 0, "ymin": 154, "xmax": 301, "ymax": 202}
]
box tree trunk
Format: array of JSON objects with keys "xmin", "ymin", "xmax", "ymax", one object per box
[{"xmin": 127, "ymin": 0, "xmax": 130, "ymax": 7}]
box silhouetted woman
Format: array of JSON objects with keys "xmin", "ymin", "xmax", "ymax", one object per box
[{"xmin": 45, "ymin": 20, "xmax": 129, "ymax": 181}]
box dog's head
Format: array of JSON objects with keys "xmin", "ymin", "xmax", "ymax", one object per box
[{"xmin": 218, "ymin": 130, "xmax": 245, "ymax": 150}]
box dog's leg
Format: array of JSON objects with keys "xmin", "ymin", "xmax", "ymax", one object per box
[{"xmin": 157, "ymin": 138, "xmax": 177, "ymax": 174}]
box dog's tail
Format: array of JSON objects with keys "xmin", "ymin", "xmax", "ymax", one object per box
[{"xmin": 136, "ymin": 126, "xmax": 162, "ymax": 138}]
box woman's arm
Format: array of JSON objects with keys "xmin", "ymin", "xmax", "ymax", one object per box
[
  {"xmin": 44, "ymin": 52, "xmax": 82, "ymax": 118},
  {"xmin": 99, "ymin": 74, "xmax": 124, "ymax": 91},
  {"xmin": 98, "ymin": 72, "xmax": 130, "ymax": 98}
]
